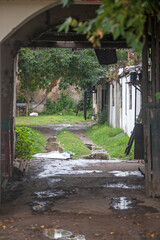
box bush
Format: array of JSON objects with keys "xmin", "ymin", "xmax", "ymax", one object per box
[
  {"xmin": 42, "ymin": 98, "xmax": 57, "ymax": 115},
  {"xmin": 97, "ymin": 109, "xmax": 108, "ymax": 125},
  {"xmin": 16, "ymin": 127, "xmax": 46, "ymax": 159},
  {"xmin": 42, "ymin": 92, "xmax": 75, "ymax": 115},
  {"xmin": 56, "ymin": 92, "xmax": 74, "ymax": 111}
]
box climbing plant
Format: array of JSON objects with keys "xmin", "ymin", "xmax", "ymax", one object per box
[{"xmin": 59, "ymin": 0, "xmax": 160, "ymax": 52}]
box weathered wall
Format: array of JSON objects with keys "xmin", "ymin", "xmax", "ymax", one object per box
[{"xmin": 26, "ymin": 84, "xmax": 82, "ymax": 113}]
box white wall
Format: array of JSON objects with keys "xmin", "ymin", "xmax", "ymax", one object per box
[{"xmin": 109, "ymin": 74, "xmax": 141, "ymax": 136}]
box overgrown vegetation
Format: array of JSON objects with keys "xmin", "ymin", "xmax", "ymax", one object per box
[
  {"xmin": 42, "ymin": 92, "xmax": 74, "ymax": 115},
  {"xmin": 60, "ymin": 0, "xmax": 160, "ymax": 52},
  {"xmin": 16, "ymin": 114, "xmax": 85, "ymax": 126},
  {"xmin": 16, "ymin": 127, "xmax": 46, "ymax": 159},
  {"xmin": 97, "ymin": 109, "xmax": 108, "ymax": 125},
  {"xmin": 86, "ymin": 124, "xmax": 134, "ymax": 160},
  {"xmin": 18, "ymin": 48, "xmax": 106, "ymax": 96},
  {"xmin": 57, "ymin": 129, "xmax": 91, "ymax": 158}
]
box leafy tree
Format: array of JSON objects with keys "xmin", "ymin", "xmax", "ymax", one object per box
[
  {"xmin": 60, "ymin": 0, "xmax": 160, "ymax": 52},
  {"xmin": 18, "ymin": 48, "xmax": 106, "ymax": 96}
]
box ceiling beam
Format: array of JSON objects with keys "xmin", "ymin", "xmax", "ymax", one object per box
[{"xmin": 28, "ymin": 41, "xmax": 128, "ymax": 49}]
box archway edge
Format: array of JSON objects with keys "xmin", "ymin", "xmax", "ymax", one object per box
[{"xmin": 1, "ymin": 0, "xmax": 100, "ymax": 51}]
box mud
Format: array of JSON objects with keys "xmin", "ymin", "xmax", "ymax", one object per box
[{"xmin": 1, "ymin": 122, "xmax": 160, "ymax": 240}]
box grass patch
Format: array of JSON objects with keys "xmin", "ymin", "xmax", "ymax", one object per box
[
  {"xmin": 86, "ymin": 124, "xmax": 134, "ymax": 160},
  {"xmin": 16, "ymin": 127, "xmax": 46, "ymax": 159},
  {"xmin": 16, "ymin": 114, "xmax": 85, "ymax": 126},
  {"xmin": 57, "ymin": 129, "xmax": 91, "ymax": 158}
]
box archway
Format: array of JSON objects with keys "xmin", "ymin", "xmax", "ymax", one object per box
[{"xmin": 0, "ymin": 1, "xmax": 160, "ymax": 198}]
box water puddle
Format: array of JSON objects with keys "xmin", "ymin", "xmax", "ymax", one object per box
[
  {"xmin": 34, "ymin": 190, "xmax": 65, "ymax": 199},
  {"xmin": 109, "ymin": 170, "xmax": 143, "ymax": 177},
  {"xmin": 37, "ymin": 159, "xmax": 112, "ymax": 178},
  {"xmin": 47, "ymin": 178, "xmax": 62, "ymax": 187},
  {"xmin": 31, "ymin": 200, "xmax": 52, "ymax": 212},
  {"xmin": 103, "ymin": 182, "xmax": 144, "ymax": 189},
  {"xmin": 110, "ymin": 197, "xmax": 133, "ymax": 210},
  {"xmin": 30, "ymin": 190, "xmax": 65, "ymax": 212},
  {"xmin": 33, "ymin": 151, "xmax": 73, "ymax": 160},
  {"xmin": 110, "ymin": 197, "xmax": 158, "ymax": 213},
  {"xmin": 43, "ymin": 228, "xmax": 86, "ymax": 240}
]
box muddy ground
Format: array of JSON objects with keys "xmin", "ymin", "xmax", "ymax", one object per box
[{"xmin": 1, "ymin": 122, "xmax": 160, "ymax": 240}]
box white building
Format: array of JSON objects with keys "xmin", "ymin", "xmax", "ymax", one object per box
[
  {"xmin": 109, "ymin": 66, "xmax": 142, "ymax": 136},
  {"xmin": 93, "ymin": 65, "xmax": 142, "ymax": 137}
]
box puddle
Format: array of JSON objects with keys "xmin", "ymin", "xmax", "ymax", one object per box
[
  {"xmin": 34, "ymin": 190, "xmax": 65, "ymax": 199},
  {"xmin": 37, "ymin": 159, "xmax": 112, "ymax": 178},
  {"xmin": 31, "ymin": 200, "xmax": 53, "ymax": 212},
  {"xmin": 47, "ymin": 178, "xmax": 62, "ymax": 187},
  {"xmin": 30, "ymin": 190, "xmax": 65, "ymax": 211},
  {"xmin": 44, "ymin": 228, "xmax": 86, "ymax": 240},
  {"xmin": 109, "ymin": 170, "xmax": 143, "ymax": 177},
  {"xmin": 103, "ymin": 182, "xmax": 144, "ymax": 189},
  {"xmin": 33, "ymin": 151, "xmax": 73, "ymax": 160},
  {"xmin": 110, "ymin": 197, "xmax": 158, "ymax": 213},
  {"xmin": 110, "ymin": 197, "xmax": 133, "ymax": 210}
]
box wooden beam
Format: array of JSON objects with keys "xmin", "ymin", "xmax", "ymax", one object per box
[{"xmin": 28, "ymin": 41, "xmax": 128, "ymax": 49}]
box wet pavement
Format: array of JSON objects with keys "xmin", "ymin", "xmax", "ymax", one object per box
[{"xmin": 1, "ymin": 122, "xmax": 160, "ymax": 240}]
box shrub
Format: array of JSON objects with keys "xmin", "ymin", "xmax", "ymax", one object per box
[
  {"xmin": 97, "ymin": 109, "xmax": 108, "ymax": 125},
  {"xmin": 16, "ymin": 127, "xmax": 46, "ymax": 159},
  {"xmin": 42, "ymin": 92, "xmax": 75, "ymax": 115},
  {"xmin": 42, "ymin": 98, "xmax": 57, "ymax": 115},
  {"xmin": 56, "ymin": 92, "xmax": 74, "ymax": 111}
]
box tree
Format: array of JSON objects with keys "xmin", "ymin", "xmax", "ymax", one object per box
[
  {"xmin": 18, "ymin": 48, "xmax": 106, "ymax": 95},
  {"xmin": 59, "ymin": 0, "xmax": 160, "ymax": 52}
]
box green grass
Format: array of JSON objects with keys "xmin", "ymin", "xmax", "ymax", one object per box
[
  {"xmin": 86, "ymin": 124, "xmax": 134, "ymax": 160},
  {"xmin": 16, "ymin": 114, "xmax": 85, "ymax": 126},
  {"xmin": 57, "ymin": 129, "xmax": 91, "ymax": 158}
]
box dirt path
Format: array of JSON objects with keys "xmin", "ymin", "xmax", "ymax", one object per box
[{"xmin": 1, "ymin": 122, "xmax": 160, "ymax": 240}]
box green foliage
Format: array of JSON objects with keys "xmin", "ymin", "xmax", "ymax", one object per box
[
  {"xmin": 16, "ymin": 94, "xmax": 27, "ymax": 103},
  {"xmin": 86, "ymin": 124, "xmax": 134, "ymax": 160},
  {"xmin": 42, "ymin": 92, "xmax": 74, "ymax": 115},
  {"xmin": 60, "ymin": 0, "xmax": 160, "ymax": 52},
  {"xmin": 16, "ymin": 127, "xmax": 46, "ymax": 159},
  {"xmin": 116, "ymin": 50, "xmax": 128, "ymax": 62},
  {"xmin": 97, "ymin": 109, "xmax": 108, "ymax": 125},
  {"xmin": 56, "ymin": 92, "xmax": 74, "ymax": 111},
  {"xmin": 18, "ymin": 48, "xmax": 106, "ymax": 95},
  {"xmin": 156, "ymin": 92, "xmax": 160, "ymax": 100},
  {"xmin": 57, "ymin": 129, "xmax": 91, "ymax": 158},
  {"xmin": 42, "ymin": 98, "xmax": 57, "ymax": 115}
]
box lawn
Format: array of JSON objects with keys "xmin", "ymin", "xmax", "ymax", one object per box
[
  {"xmin": 16, "ymin": 114, "xmax": 85, "ymax": 126},
  {"xmin": 86, "ymin": 124, "xmax": 134, "ymax": 160},
  {"xmin": 57, "ymin": 129, "xmax": 91, "ymax": 158}
]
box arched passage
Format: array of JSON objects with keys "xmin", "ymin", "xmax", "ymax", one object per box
[
  {"xmin": 1, "ymin": 1, "xmax": 160, "ymax": 198},
  {"xmin": 0, "ymin": 2, "xmax": 101, "ymax": 181}
]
